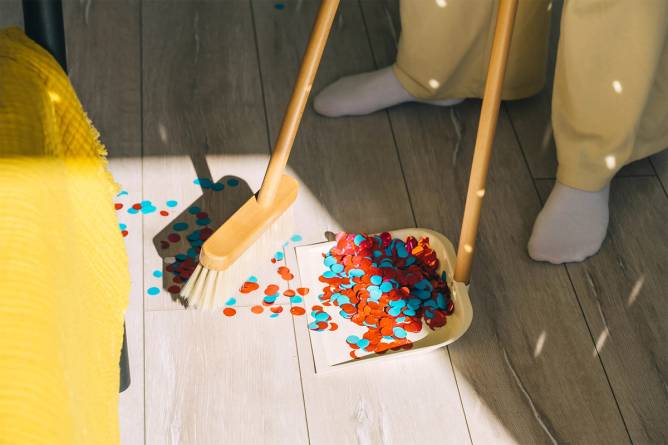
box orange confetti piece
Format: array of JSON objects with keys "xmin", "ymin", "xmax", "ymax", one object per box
[
  {"xmin": 264, "ymin": 284, "xmax": 279, "ymax": 295},
  {"xmin": 297, "ymin": 287, "xmax": 309, "ymax": 296},
  {"xmin": 223, "ymin": 308, "xmax": 236, "ymax": 317},
  {"xmin": 270, "ymin": 306, "xmax": 283, "ymax": 314},
  {"xmin": 283, "ymin": 289, "xmax": 296, "ymax": 297},
  {"xmin": 329, "ymin": 322, "xmax": 338, "ymax": 331},
  {"xmin": 290, "ymin": 307, "xmax": 306, "ymax": 316},
  {"xmin": 251, "ymin": 305, "xmax": 264, "ymax": 314},
  {"xmin": 240, "ymin": 281, "xmax": 259, "ymax": 293}
]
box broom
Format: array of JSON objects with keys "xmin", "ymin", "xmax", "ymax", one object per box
[{"xmin": 181, "ymin": 0, "xmax": 341, "ymax": 309}]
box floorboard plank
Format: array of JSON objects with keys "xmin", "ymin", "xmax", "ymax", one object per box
[
  {"xmin": 535, "ymin": 177, "xmax": 668, "ymax": 444},
  {"xmin": 254, "ymin": 1, "xmax": 472, "ymax": 444},
  {"xmin": 0, "ymin": 0, "xmax": 21, "ymax": 28},
  {"xmin": 145, "ymin": 309, "xmax": 308, "ymax": 444},
  {"xmin": 361, "ymin": 1, "xmax": 631, "ymax": 443},
  {"xmin": 63, "ymin": 2, "xmax": 144, "ymax": 444}
]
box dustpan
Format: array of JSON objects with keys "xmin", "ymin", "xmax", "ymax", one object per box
[{"xmin": 296, "ymin": 0, "xmax": 519, "ymax": 371}]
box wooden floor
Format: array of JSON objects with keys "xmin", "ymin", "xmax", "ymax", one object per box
[{"xmin": 3, "ymin": 1, "xmax": 668, "ymax": 444}]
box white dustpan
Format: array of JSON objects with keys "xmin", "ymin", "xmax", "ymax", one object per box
[
  {"xmin": 296, "ymin": 0, "xmax": 519, "ymax": 372},
  {"xmin": 296, "ymin": 228, "xmax": 472, "ymax": 371}
]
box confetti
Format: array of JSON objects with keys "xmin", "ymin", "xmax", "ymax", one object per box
[
  {"xmin": 225, "ymin": 297, "xmax": 237, "ymax": 306},
  {"xmin": 153, "ymin": 270, "xmax": 163, "ymax": 278},
  {"xmin": 114, "ymin": 203, "xmax": 123, "ymax": 210},
  {"xmin": 240, "ymin": 281, "xmax": 260, "ymax": 293},
  {"xmin": 223, "ymin": 308, "xmax": 236, "ymax": 317},
  {"xmin": 226, "ymin": 178, "xmax": 239, "ymax": 187},
  {"xmin": 147, "ymin": 287, "xmax": 160, "ymax": 296},
  {"xmin": 160, "ymin": 210, "xmax": 169, "ymax": 216},
  {"xmin": 290, "ymin": 234, "xmax": 303, "ymax": 242},
  {"xmin": 290, "ymin": 307, "xmax": 306, "ymax": 316},
  {"xmin": 274, "ymin": 2, "xmax": 285, "ymax": 10},
  {"xmin": 311, "ymin": 232, "xmax": 454, "ymax": 355},
  {"xmin": 166, "ymin": 200, "xmax": 178, "ymax": 208},
  {"xmin": 251, "ymin": 305, "xmax": 264, "ymax": 314}
]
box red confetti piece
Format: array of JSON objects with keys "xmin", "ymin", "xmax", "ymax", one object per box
[
  {"xmin": 297, "ymin": 288, "xmax": 309, "ymax": 296},
  {"xmin": 160, "ymin": 210, "xmax": 169, "ymax": 216},
  {"xmin": 167, "ymin": 285, "xmax": 181, "ymax": 294},
  {"xmin": 114, "ymin": 203, "xmax": 123, "ymax": 210},
  {"xmin": 167, "ymin": 233, "xmax": 181, "ymax": 242},
  {"xmin": 270, "ymin": 306, "xmax": 283, "ymax": 314},
  {"xmin": 223, "ymin": 308, "xmax": 236, "ymax": 317},
  {"xmin": 251, "ymin": 305, "xmax": 264, "ymax": 314},
  {"xmin": 329, "ymin": 322, "xmax": 338, "ymax": 331},
  {"xmin": 290, "ymin": 307, "xmax": 305, "ymax": 316},
  {"xmin": 121, "ymin": 230, "xmax": 128, "ymax": 237},
  {"xmin": 283, "ymin": 289, "xmax": 296, "ymax": 297},
  {"xmin": 132, "ymin": 203, "xmax": 142, "ymax": 210}
]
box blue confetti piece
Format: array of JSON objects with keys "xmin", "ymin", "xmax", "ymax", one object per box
[
  {"xmin": 274, "ymin": 251, "xmax": 284, "ymax": 261},
  {"xmin": 368, "ymin": 286, "xmax": 382, "ymax": 301},
  {"xmin": 212, "ymin": 183, "xmax": 225, "ymax": 191},
  {"xmin": 225, "ymin": 298, "xmax": 236, "ymax": 306},
  {"xmin": 314, "ymin": 311, "xmax": 329, "ymax": 321},
  {"xmin": 330, "ymin": 263, "xmax": 344, "ymax": 274},
  {"xmin": 323, "ymin": 256, "xmax": 337, "ymax": 267},
  {"xmin": 290, "ymin": 234, "xmax": 302, "ymax": 242},
  {"xmin": 147, "ymin": 287, "xmax": 160, "ymax": 296},
  {"xmin": 290, "ymin": 296, "xmax": 303, "ymax": 304},
  {"xmin": 370, "ymin": 275, "xmax": 382, "ymax": 285},
  {"xmin": 247, "ymin": 276, "xmax": 258, "ymax": 283},
  {"xmin": 116, "ymin": 190, "xmax": 128, "ymax": 197},
  {"xmin": 175, "ymin": 254, "xmax": 187, "ymax": 261},
  {"xmin": 152, "ymin": 270, "xmax": 163, "ymax": 278},
  {"xmin": 388, "ymin": 306, "xmax": 402, "ymax": 317},
  {"xmin": 393, "ymin": 327, "xmax": 407, "ymax": 338},
  {"xmin": 403, "ymin": 309, "xmax": 416, "ymax": 317},
  {"xmin": 270, "ymin": 313, "xmax": 279, "ymax": 318},
  {"xmin": 142, "ymin": 206, "xmax": 157, "ymax": 214},
  {"xmin": 353, "ymin": 234, "xmax": 366, "ymax": 246},
  {"xmin": 187, "ymin": 248, "xmax": 198, "ymax": 258},
  {"xmin": 226, "ymin": 178, "xmax": 240, "ymax": 187},
  {"xmin": 274, "ymin": 2, "xmax": 285, "ymax": 10},
  {"xmin": 357, "ymin": 339, "xmax": 370, "ymax": 350},
  {"xmin": 348, "ymin": 268, "xmax": 365, "ymax": 278},
  {"xmin": 196, "ymin": 218, "xmax": 211, "ymax": 226},
  {"xmin": 166, "ymin": 200, "xmax": 178, "ymax": 208},
  {"xmin": 119, "ymin": 223, "xmax": 127, "ymax": 230},
  {"xmin": 380, "ymin": 281, "xmax": 393, "ymax": 293},
  {"xmin": 396, "ymin": 241, "xmax": 408, "ymax": 258},
  {"xmin": 173, "ymin": 222, "xmax": 189, "ymax": 231},
  {"xmin": 188, "ymin": 206, "xmax": 201, "ymax": 214},
  {"xmin": 308, "ymin": 322, "xmax": 320, "ymax": 330},
  {"xmin": 346, "ymin": 335, "xmax": 360, "ymax": 344},
  {"xmin": 322, "ymin": 271, "xmax": 335, "ymax": 279},
  {"xmin": 128, "ymin": 207, "xmax": 139, "ymax": 214}
]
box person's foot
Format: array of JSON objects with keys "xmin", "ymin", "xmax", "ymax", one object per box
[
  {"xmin": 313, "ymin": 66, "xmax": 463, "ymax": 117},
  {"xmin": 528, "ymin": 182, "xmax": 610, "ymax": 264}
]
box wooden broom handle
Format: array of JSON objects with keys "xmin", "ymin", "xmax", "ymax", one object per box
[
  {"xmin": 258, "ymin": 0, "xmax": 340, "ymax": 206},
  {"xmin": 454, "ymin": 0, "xmax": 518, "ymax": 283}
]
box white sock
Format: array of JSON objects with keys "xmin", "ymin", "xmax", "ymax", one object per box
[
  {"xmin": 313, "ymin": 66, "xmax": 463, "ymax": 117},
  {"xmin": 528, "ymin": 182, "xmax": 610, "ymax": 264}
]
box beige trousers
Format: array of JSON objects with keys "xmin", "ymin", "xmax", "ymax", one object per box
[{"xmin": 394, "ymin": 0, "xmax": 668, "ymax": 191}]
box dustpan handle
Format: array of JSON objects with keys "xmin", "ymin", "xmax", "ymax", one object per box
[
  {"xmin": 258, "ymin": 0, "xmax": 340, "ymax": 206},
  {"xmin": 454, "ymin": 0, "xmax": 518, "ymax": 284}
]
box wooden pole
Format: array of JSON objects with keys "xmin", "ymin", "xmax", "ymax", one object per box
[{"xmin": 454, "ymin": 0, "xmax": 519, "ymax": 283}]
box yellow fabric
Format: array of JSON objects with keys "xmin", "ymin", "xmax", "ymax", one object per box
[
  {"xmin": 394, "ymin": 0, "xmax": 668, "ymax": 191},
  {"xmin": 0, "ymin": 27, "xmax": 129, "ymax": 444}
]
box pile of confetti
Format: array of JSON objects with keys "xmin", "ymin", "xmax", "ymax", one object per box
[{"xmin": 315, "ymin": 232, "xmax": 454, "ymax": 357}]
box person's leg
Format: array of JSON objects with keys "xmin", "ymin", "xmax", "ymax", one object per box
[
  {"xmin": 314, "ymin": 0, "xmax": 551, "ymax": 117},
  {"xmin": 529, "ymin": 0, "xmax": 668, "ymax": 264}
]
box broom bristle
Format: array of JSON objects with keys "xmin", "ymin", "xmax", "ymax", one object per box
[{"xmin": 180, "ymin": 208, "xmax": 295, "ymax": 310}]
